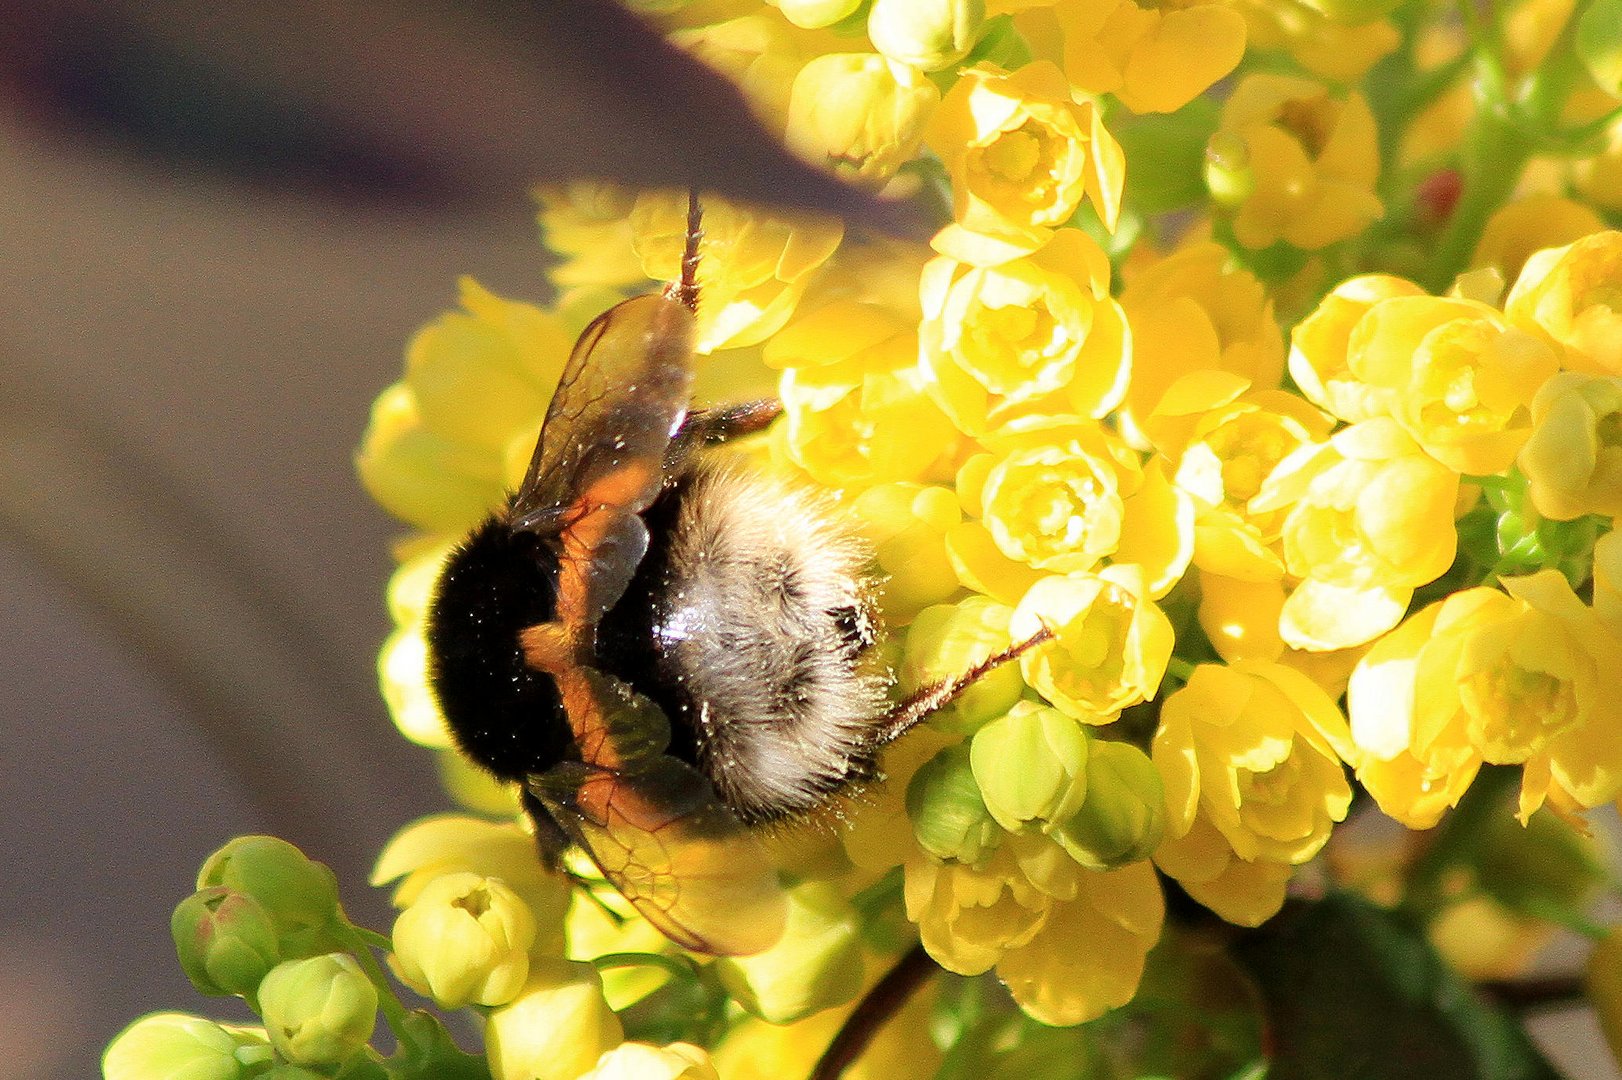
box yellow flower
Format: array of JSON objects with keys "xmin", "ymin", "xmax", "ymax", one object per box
[
  {"xmin": 1471, "ymin": 195, "xmax": 1607, "ymax": 288},
  {"xmin": 1153, "ymin": 809, "xmax": 1295, "ymax": 926},
  {"xmin": 356, "ymin": 280, "xmax": 572, "ymax": 533},
  {"xmin": 919, "ymin": 227, "xmax": 1130, "ymax": 434},
  {"xmin": 970, "ymin": 701, "xmax": 1091, "ymax": 831},
  {"xmin": 977, "ymin": 417, "xmax": 1139, "ymax": 573},
  {"xmin": 1215, "ymin": 74, "xmax": 1382, "ymax": 250},
  {"xmin": 1346, "ymin": 602, "xmax": 1481, "ymax": 828},
  {"xmin": 1010, "ymin": 567, "xmax": 1175, "ymax": 720},
  {"xmin": 631, "ymin": 191, "xmax": 843, "ymax": 352},
  {"xmin": 1050, "ymin": 0, "xmax": 1246, "ymax": 114},
  {"xmin": 713, "ymin": 882, "xmax": 865, "ymax": 1023},
  {"xmin": 904, "ymin": 838, "xmax": 1162, "ymax": 1023},
  {"xmin": 851, "ymin": 482, "xmax": 964, "ymax": 620},
  {"xmin": 786, "ymin": 53, "xmax": 939, "ymax": 187},
  {"xmin": 1119, "ymin": 239, "xmax": 1285, "ymax": 438},
  {"xmin": 1255, "ymin": 417, "xmax": 1460, "ymax": 650},
  {"xmin": 1347, "ymin": 295, "xmax": 1560, "ymax": 474},
  {"xmin": 581, "ymin": 1043, "xmax": 718, "ymax": 1080},
  {"xmin": 1517, "ymin": 371, "xmax": 1622, "ymax": 520},
  {"xmin": 670, "ymin": 14, "xmax": 809, "ymax": 129},
  {"xmin": 389, "ymin": 872, "xmax": 536, "ymax": 1009},
  {"xmin": 1505, "ymin": 231, "xmax": 1622, "ymax": 375},
  {"xmin": 486, "ymin": 960, "xmax": 624, "ymax": 1080},
  {"xmin": 927, "ymin": 60, "xmax": 1124, "ymax": 242},
  {"xmin": 1290, "ymin": 273, "xmax": 1428, "ymax": 425},
  {"xmin": 1154, "ymin": 662, "xmax": 1353, "ymax": 869},
  {"xmin": 1573, "ymin": 121, "xmax": 1622, "ymax": 211},
  {"xmin": 868, "ymin": 0, "xmax": 986, "ymax": 71},
  {"xmin": 772, "ymin": 0, "xmax": 863, "ymax": 28},
  {"xmin": 1232, "ymin": 0, "xmax": 1400, "ymax": 83},
  {"xmin": 536, "ymin": 183, "xmax": 647, "ymax": 290},
  {"xmin": 1152, "ymin": 375, "xmax": 1332, "ymax": 583}
]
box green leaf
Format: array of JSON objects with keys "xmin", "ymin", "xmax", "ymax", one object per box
[
  {"xmin": 1232, "ymin": 893, "xmax": 1566, "ymax": 1080},
  {"xmin": 1578, "ymin": 0, "xmax": 1622, "ymax": 96}
]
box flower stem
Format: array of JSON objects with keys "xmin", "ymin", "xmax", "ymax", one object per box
[
  {"xmin": 1424, "ymin": 102, "xmax": 1531, "ymax": 291},
  {"xmin": 1400, "ymin": 764, "xmax": 1518, "ymax": 919},
  {"xmin": 335, "ymin": 917, "xmax": 422, "ymax": 1058}
]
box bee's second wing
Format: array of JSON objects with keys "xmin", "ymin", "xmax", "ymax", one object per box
[
  {"xmin": 509, "ymin": 292, "xmax": 696, "ymax": 627},
  {"xmin": 527, "ymin": 667, "xmax": 786, "ymax": 956},
  {"xmin": 532, "ymin": 756, "xmax": 787, "ymax": 956}
]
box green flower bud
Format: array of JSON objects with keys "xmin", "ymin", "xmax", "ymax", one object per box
[
  {"xmin": 197, "ymin": 837, "xmax": 341, "ymax": 955},
  {"xmin": 905, "ymin": 743, "xmax": 1003, "ymax": 864},
  {"xmin": 867, "ymin": 0, "xmax": 985, "ymax": 72},
  {"xmin": 715, "ymin": 882, "xmax": 865, "ymax": 1023},
  {"xmin": 770, "ymin": 0, "xmax": 864, "ymax": 29},
  {"xmin": 787, "ymin": 53, "xmax": 939, "ymax": 188},
  {"xmin": 257, "ymin": 954, "xmax": 378, "ymax": 1067},
  {"xmin": 1204, "ymin": 130, "xmax": 1254, "ymax": 209},
  {"xmin": 902, "ymin": 597, "xmax": 1026, "ymax": 734},
  {"xmin": 103, "ymin": 1013, "xmax": 271, "ymax": 1080},
  {"xmin": 486, "ymin": 960, "xmax": 623, "ymax": 1080},
  {"xmin": 390, "ymin": 872, "xmax": 536, "ymax": 1009},
  {"xmin": 172, "ymin": 887, "xmax": 282, "ymax": 997},
  {"xmin": 969, "ymin": 702, "xmax": 1090, "ymax": 833},
  {"xmin": 1054, "ymin": 740, "xmax": 1165, "ymax": 870}
]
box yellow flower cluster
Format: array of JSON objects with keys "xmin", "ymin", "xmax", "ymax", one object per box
[{"xmin": 349, "ymin": 0, "xmax": 1622, "ymax": 1071}]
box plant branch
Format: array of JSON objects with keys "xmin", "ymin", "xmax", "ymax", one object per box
[{"xmin": 809, "ymin": 945, "xmax": 939, "ymax": 1080}]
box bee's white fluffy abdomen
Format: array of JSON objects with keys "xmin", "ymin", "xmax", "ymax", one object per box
[{"xmin": 656, "ymin": 456, "xmax": 887, "ymax": 821}]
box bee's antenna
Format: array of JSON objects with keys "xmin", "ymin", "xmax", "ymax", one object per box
[{"xmin": 675, "ymin": 187, "xmax": 703, "ymax": 314}]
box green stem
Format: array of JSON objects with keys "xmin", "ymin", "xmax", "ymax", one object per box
[
  {"xmin": 590, "ymin": 951, "xmax": 696, "ymax": 982},
  {"xmin": 1164, "ymin": 656, "xmax": 1199, "ymax": 683},
  {"xmin": 335, "ymin": 918, "xmax": 423, "ymax": 1058},
  {"xmin": 1424, "ymin": 101, "xmax": 1532, "ymax": 291}
]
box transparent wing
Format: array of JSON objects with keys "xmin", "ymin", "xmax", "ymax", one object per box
[
  {"xmin": 529, "ymin": 667, "xmax": 786, "ymax": 956},
  {"xmin": 509, "ymin": 292, "xmax": 696, "ymax": 627}
]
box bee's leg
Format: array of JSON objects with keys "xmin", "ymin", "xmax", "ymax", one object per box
[
  {"xmin": 870, "ymin": 627, "xmax": 1055, "ymax": 747},
  {"xmin": 519, "ymin": 787, "xmax": 571, "ymax": 870},
  {"xmin": 664, "ymin": 398, "xmax": 782, "ymax": 472}
]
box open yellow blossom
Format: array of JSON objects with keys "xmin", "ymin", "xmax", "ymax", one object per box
[
  {"xmin": 919, "ymin": 226, "xmax": 1130, "ymax": 434},
  {"xmin": 786, "ymin": 53, "xmax": 939, "ymax": 187},
  {"xmin": 1471, "ymin": 196, "xmax": 1606, "ymax": 287},
  {"xmin": 1412, "ymin": 574, "xmax": 1622, "ymax": 820},
  {"xmin": 1347, "ymin": 295, "xmax": 1560, "ymax": 474},
  {"xmin": 1154, "ymin": 808, "xmax": 1297, "ymax": 925},
  {"xmin": 1232, "ymin": 0, "xmax": 1399, "ymax": 83},
  {"xmin": 904, "ymin": 838, "xmax": 1162, "ymax": 1024},
  {"xmin": 1290, "ymin": 274, "xmax": 1427, "ymax": 424},
  {"xmin": 1119, "ymin": 239, "xmax": 1285, "ymax": 437},
  {"xmin": 927, "ymin": 60, "xmax": 1124, "ymax": 242},
  {"xmin": 1517, "ymin": 371, "xmax": 1622, "ymax": 520},
  {"xmin": 1347, "ymin": 602, "xmax": 1481, "ymax": 828},
  {"xmin": 1215, "ymin": 74, "xmax": 1382, "ymax": 250},
  {"xmin": 389, "ymin": 872, "xmax": 536, "ymax": 1009},
  {"xmin": 977, "ymin": 417, "xmax": 1139, "ymax": 573},
  {"xmin": 1505, "ymin": 231, "xmax": 1622, "ymax": 376},
  {"xmin": 1152, "ymin": 375, "xmax": 1332, "ymax": 582},
  {"xmin": 1155, "ymin": 662, "xmax": 1353, "ymax": 869},
  {"xmin": 631, "ymin": 191, "xmax": 843, "ymax": 352},
  {"xmin": 536, "ymin": 183, "xmax": 648, "ymax": 290},
  {"xmin": 1049, "ymin": 0, "xmax": 1246, "ymax": 114},
  {"xmin": 1010, "ymin": 566, "xmax": 1174, "ymax": 720},
  {"xmin": 1255, "ymin": 417, "xmax": 1460, "ymax": 650}
]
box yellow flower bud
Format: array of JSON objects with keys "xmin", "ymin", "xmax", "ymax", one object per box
[
  {"xmin": 919, "ymin": 227, "xmax": 1129, "ymax": 435},
  {"xmin": 970, "ymin": 702, "xmax": 1091, "ymax": 831},
  {"xmin": 389, "ymin": 873, "xmax": 536, "ymax": 1009},
  {"xmin": 901, "ymin": 596, "xmax": 1026, "ymax": 733},
  {"xmin": 1216, "ymin": 75, "xmax": 1382, "ymax": 250},
  {"xmin": 852, "ymin": 482, "xmax": 963, "ymax": 619},
  {"xmin": 1347, "ymin": 295, "xmax": 1560, "ymax": 474},
  {"xmin": 907, "ymin": 743, "xmax": 1005, "ymax": 863},
  {"xmin": 1155, "ymin": 663, "xmax": 1353, "ymax": 868},
  {"xmin": 787, "ymin": 54, "xmax": 939, "ymax": 187},
  {"xmin": 103, "ymin": 1014, "xmax": 270, "ymax": 1080},
  {"xmin": 1055, "ymin": 740, "xmax": 1165, "ymax": 870},
  {"xmin": 1518, "ymin": 371, "xmax": 1622, "ymax": 520},
  {"xmin": 581, "ymin": 1042, "xmax": 719, "ymax": 1080},
  {"xmin": 257, "ymin": 955, "xmax": 377, "ymax": 1067},
  {"xmin": 868, "ymin": 0, "xmax": 986, "ymax": 71},
  {"xmin": 1505, "ymin": 230, "xmax": 1622, "ymax": 375},
  {"xmin": 486, "ymin": 960, "xmax": 624, "ymax": 1080},
  {"xmin": 1289, "ymin": 273, "xmax": 1427, "ymax": 425},
  {"xmin": 714, "ymin": 882, "xmax": 865, "ymax": 1023},
  {"xmin": 1053, "ymin": 0, "xmax": 1246, "ymax": 114},
  {"xmin": 1011, "ymin": 567, "xmax": 1175, "ymax": 720},
  {"xmin": 927, "ymin": 61, "xmax": 1124, "ymax": 240}
]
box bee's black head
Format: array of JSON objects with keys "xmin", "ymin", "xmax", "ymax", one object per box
[{"xmin": 425, "ymin": 516, "xmax": 572, "ymax": 781}]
